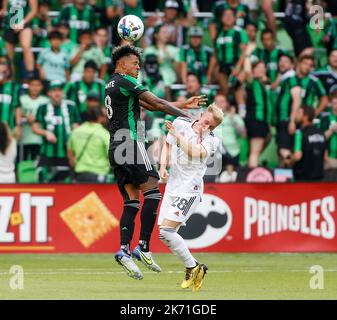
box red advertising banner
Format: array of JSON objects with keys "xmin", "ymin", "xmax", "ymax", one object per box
[{"xmin": 0, "ymin": 183, "xmax": 336, "ymax": 253}]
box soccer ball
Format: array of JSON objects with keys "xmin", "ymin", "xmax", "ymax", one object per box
[{"xmin": 117, "ymin": 15, "xmax": 144, "ymax": 42}]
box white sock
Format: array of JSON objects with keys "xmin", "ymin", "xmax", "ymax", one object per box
[{"xmin": 159, "ymin": 226, "xmax": 197, "ymax": 268}]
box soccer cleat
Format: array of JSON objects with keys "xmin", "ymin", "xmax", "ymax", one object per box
[
  {"xmin": 131, "ymin": 245, "xmax": 162, "ymax": 272},
  {"xmin": 192, "ymin": 264, "xmax": 208, "ymax": 292},
  {"xmin": 114, "ymin": 250, "xmax": 143, "ymax": 280},
  {"xmin": 181, "ymin": 264, "xmax": 201, "ymax": 289}
]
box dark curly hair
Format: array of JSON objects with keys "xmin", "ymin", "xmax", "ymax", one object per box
[{"xmin": 111, "ymin": 45, "xmax": 142, "ymax": 67}]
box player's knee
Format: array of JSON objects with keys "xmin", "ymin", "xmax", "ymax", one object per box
[
  {"xmin": 159, "ymin": 226, "xmax": 175, "ymax": 244},
  {"xmin": 143, "ymin": 187, "xmax": 162, "ymax": 202}
]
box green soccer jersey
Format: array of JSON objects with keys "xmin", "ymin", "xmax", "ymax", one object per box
[
  {"xmin": 105, "ymin": 73, "xmax": 148, "ymax": 141},
  {"xmin": 275, "ymin": 70, "xmax": 300, "ymax": 123},
  {"xmin": 320, "ymin": 111, "xmax": 337, "ymax": 159},
  {"xmin": 298, "ymin": 75, "xmax": 327, "ymax": 109},
  {"xmin": 250, "ymin": 46, "xmax": 288, "ymax": 82},
  {"xmin": 65, "ymin": 79, "xmax": 105, "ymax": 119},
  {"xmin": 215, "ymin": 27, "xmax": 248, "ymax": 67},
  {"xmin": 180, "ymin": 45, "xmax": 213, "ymax": 85},
  {"xmin": 0, "ymin": 81, "xmax": 20, "ymax": 129},
  {"xmin": 246, "ymin": 79, "xmax": 272, "ymax": 123},
  {"xmin": 212, "ymin": 1, "xmax": 251, "ymax": 30},
  {"xmin": 35, "ymin": 100, "xmax": 81, "ymax": 158},
  {"xmin": 0, "ymin": 36, "xmax": 7, "ymax": 57},
  {"xmin": 54, "ymin": 4, "xmax": 97, "ymax": 43},
  {"xmin": 31, "ymin": 17, "xmax": 49, "ymax": 48},
  {"xmin": 5, "ymin": 0, "xmax": 30, "ymax": 29}
]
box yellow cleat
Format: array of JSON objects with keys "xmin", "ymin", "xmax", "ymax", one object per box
[
  {"xmin": 181, "ymin": 265, "xmax": 200, "ymax": 289},
  {"xmin": 192, "ymin": 264, "xmax": 208, "ymax": 292}
]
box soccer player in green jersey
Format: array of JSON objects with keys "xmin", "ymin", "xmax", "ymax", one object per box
[
  {"xmin": 296, "ymin": 55, "xmax": 328, "ymax": 116},
  {"xmin": 0, "ymin": 61, "xmax": 21, "ymax": 139},
  {"xmin": 32, "ymin": 80, "xmax": 81, "ymax": 182},
  {"xmin": 106, "ymin": 45, "xmax": 207, "ymax": 280},
  {"xmin": 1, "ymin": 0, "xmax": 38, "ymax": 78},
  {"xmin": 274, "ymin": 54, "xmax": 301, "ymax": 167}
]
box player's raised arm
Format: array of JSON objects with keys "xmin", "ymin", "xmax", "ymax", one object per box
[{"xmin": 139, "ymin": 91, "xmax": 192, "ymax": 118}]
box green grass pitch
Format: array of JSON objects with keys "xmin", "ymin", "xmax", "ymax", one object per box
[{"xmin": 0, "ymin": 253, "xmax": 336, "ymax": 300}]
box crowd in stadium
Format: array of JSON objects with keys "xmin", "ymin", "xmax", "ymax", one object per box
[{"xmin": 0, "ymin": 0, "xmax": 337, "ymax": 183}]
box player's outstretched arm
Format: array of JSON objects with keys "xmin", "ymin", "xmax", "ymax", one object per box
[{"xmin": 139, "ymin": 91, "xmax": 192, "ymax": 118}]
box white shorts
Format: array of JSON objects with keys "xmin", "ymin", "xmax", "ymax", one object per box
[{"xmin": 158, "ymin": 192, "xmax": 201, "ymax": 225}]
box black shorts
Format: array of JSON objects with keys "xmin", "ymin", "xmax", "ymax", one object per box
[
  {"xmin": 283, "ymin": 18, "xmax": 312, "ymax": 56},
  {"xmin": 276, "ymin": 121, "xmax": 294, "ymax": 150},
  {"xmin": 219, "ymin": 64, "xmax": 234, "ymax": 77},
  {"xmin": 245, "ymin": 118, "xmax": 270, "ymax": 139},
  {"xmin": 109, "ymin": 140, "xmax": 159, "ymax": 190}
]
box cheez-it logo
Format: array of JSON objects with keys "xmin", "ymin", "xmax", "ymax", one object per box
[{"xmin": 0, "ymin": 193, "xmax": 53, "ymax": 243}]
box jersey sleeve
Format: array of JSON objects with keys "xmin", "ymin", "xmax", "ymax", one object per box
[
  {"xmin": 121, "ymin": 75, "xmax": 148, "ymax": 96},
  {"xmin": 315, "ymin": 78, "xmax": 327, "ymax": 98},
  {"xmin": 240, "ymin": 29, "xmax": 249, "ymax": 45},
  {"xmin": 166, "ymin": 132, "xmax": 176, "ymax": 145},
  {"xmin": 294, "ymin": 130, "xmax": 303, "ymax": 153}
]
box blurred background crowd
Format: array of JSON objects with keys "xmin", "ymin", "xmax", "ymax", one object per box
[{"xmin": 0, "ymin": 0, "xmax": 337, "ymax": 184}]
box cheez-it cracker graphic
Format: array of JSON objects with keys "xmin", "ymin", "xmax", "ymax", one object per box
[{"xmin": 60, "ymin": 192, "xmax": 119, "ymax": 248}]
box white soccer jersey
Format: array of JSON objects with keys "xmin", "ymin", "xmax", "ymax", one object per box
[{"xmin": 165, "ymin": 117, "xmax": 219, "ymax": 196}]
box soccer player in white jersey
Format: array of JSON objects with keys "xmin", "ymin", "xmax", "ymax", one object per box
[{"xmin": 158, "ymin": 103, "xmax": 224, "ymax": 291}]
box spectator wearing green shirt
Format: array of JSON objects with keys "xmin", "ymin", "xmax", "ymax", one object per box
[
  {"xmin": 94, "ymin": 27, "xmax": 114, "ymax": 79},
  {"xmin": 70, "ymin": 30, "xmax": 107, "ymax": 81},
  {"xmin": 321, "ymin": 91, "xmax": 337, "ymax": 169},
  {"xmin": 274, "ymin": 54, "xmax": 301, "ymax": 167},
  {"xmin": 65, "ymin": 60, "xmax": 105, "ymax": 121},
  {"xmin": 179, "ymin": 26, "xmax": 213, "ymax": 85},
  {"xmin": 241, "ymin": 60, "xmax": 273, "ymax": 168},
  {"xmin": 176, "ymin": 73, "xmax": 216, "ymax": 118},
  {"xmin": 19, "ymin": 77, "xmax": 49, "ymax": 160},
  {"xmin": 53, "ymin": 0, "xmax": 97, "ymax": 44},
  {"xmin": 1, "ymin": 0, "xmax": 38, "ymax": 79},
  {"xmin": 31, "ymin": 0, "xmax": 52, "ymax": 49},
  {"xmin": 32, "ymin": 80, "xmax": 81, "ymax": 182},
  {"xmin": 144, "ymin": 24, "xmax": 180, "ymax": 87},
  {"xmin": 37, "ymin": 31, "xmax": 71, "ymax": 84},
  {"xmin": 68, "ymin": 106, "xmax": 110, "ymax": 182},
  {"xmin": 208, "ymin": 8, "xmax": 248, "ymax": 97},
  {"xmin": 213, "ymin": 93, "xmax": 246, "ymax": 175},
  {"xmin": 250, "ymin": 29, "xmax": 288, "ymax": 84},
  {"xmin": 209, "ymin": 0, "xmax": 251, "ymax": 41},
  {"xmin": 57, "ymin": 21, "xmax": 77, "ymax": 56},
  {"xmin": 296, "ymin": 55, "xmax": 328, "ymax": 116},
  {"xmin": 0, "ymin": 61, "xmax": 22, "ymax": 139}
]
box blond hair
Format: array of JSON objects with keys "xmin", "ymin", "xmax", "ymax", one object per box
[{"xmin": 207, "ymin": 103, "xmax": 224, "ymax": 128}]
